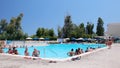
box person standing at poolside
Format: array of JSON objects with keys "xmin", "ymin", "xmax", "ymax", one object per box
[{"xmin": 107, "ymin": 39, "xmax": 113, "ymax": 49}]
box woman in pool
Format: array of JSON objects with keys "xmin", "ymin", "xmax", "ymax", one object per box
[
  {"xmin": 32, "ymin": 48, "xmax": 40, "ymax": 57},
  {"xmin": 24, "ymin": 47, "xmax": 29, "ymax": 56}
]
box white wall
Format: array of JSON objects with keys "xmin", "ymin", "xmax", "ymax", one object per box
[{"xmin": 107, "ymin": 23, "xmax": 120, "ymax": 37}]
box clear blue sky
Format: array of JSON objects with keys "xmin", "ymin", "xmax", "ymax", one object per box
[{"xmin": 0, "ymin": 0, "xmax": 120, "ymax": 36}]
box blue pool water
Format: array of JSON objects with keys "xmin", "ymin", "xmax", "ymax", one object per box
[{"xmin": 3, "ymin": 43, "xmax": 106, "ymax": 59}]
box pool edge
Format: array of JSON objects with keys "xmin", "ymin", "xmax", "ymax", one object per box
[{"xmin": 0, "ymin": 46, "xmax": 108, "ymax": 62}]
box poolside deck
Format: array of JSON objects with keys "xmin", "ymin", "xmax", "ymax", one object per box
[{"xmin": 0, "ymin": 43, "xmax": 120, "ymax": 68}]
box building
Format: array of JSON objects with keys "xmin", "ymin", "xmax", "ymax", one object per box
[{"xmin": 107, "ymin": 23, "xmax": 120, "ymax": 37}]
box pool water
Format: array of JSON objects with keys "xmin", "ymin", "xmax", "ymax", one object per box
[{"xmin": 3, "ymin": 43, "xmax": 106, "ymax": 59}]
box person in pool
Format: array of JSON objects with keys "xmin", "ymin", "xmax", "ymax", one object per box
[
  {"xmin": 67, "ymin": 49, "xmax": 75, "ymax": 56},
  {"xmin": 11, "ymin": 47, "xmax": 19, "ymax": 55},
  {"xmin": 0, "ymin": 47, "xmax": 3, "ymax": 53},
  {"xmin": 85, "ymin": 47, "xmax": 89, "ymax": 52},
  {"xmin": 14, "ymin": 50, "xmax": 19, "ymax": 55},
  {"xmin": 81, "ymin": 49, "xmax": 84, "ymax": 53},
  {"xmin": 78, "ymin": 48, "xmax": 82, "ymax": 54},
  {"xmin": 75, "ymin": 49, "xmax": 78, "ymax": 55},
  {"xmin": 12, "ymin": 47, "xmax": 16, "ymax": 54},
  {"xmin": 8, "ymin": 48, "xmax": 13, "ymax": 54},
  {"xmin": 24, "ymin": 47, "xmax": 29, "ymax": 56},
  {"xmin": 32, "ymin": 48, "xmax": 40, "ymax": 57}
]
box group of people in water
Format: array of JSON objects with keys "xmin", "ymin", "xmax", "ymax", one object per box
[
  {"xmin": 66, "ymin": 38, "xmax": 113, "ymax": 57},
  {"xmin": 8, "ymin": 47, "xmax": 19, "ymax": 55},
  {"xmin": 0, "ymin": 47, "xmax": 19, "ymax": 55},
  {"xmin": 21, "ymin": 47, "xmax": 40, "ymax": 57},
  {"xmin": 67, "ymin": 48, "xmax": 83, "ymax": 56},
  {"xmin": 67, "ymin": 47, "xmax": 95, "ymax": 57},
  {"xmin": 0, "ymin": 46, "xmax": 40, "ymax": 57}
]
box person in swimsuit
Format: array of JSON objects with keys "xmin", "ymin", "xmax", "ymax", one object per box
[
  {"xmin": 67, "ymin": 49, "xmax": 75, "ymax": 56},
  {"xmin": 107, "ymin": 39, "xmax": 112, "ymax": 49},
  {"xmin": 8, "ymin": 48, "xmax": 13, "ymax": 54},
  {"xmin": 0, "ymin": 47, "xmax": 3, "ymax": 53},
  {"xmin": 14, "ymin": 50, "xmax": 19, "ymax": 55},
  {"xmin": 24, "ymin": 47, "xmax": 29, "ymax": 56},
  {"xmin": 32, "ymin": 48, "xmax": 40, "ymax": 57}
]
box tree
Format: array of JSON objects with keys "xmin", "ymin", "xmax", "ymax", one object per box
[
  {"xmin": 5, "ymin": 13, "xmax": 27, "ymax": 40},
  {"xmin": 57, "ymin": 26, "xmax": 62, "ymax": 38},
  {"xmin": 63, "ymin": 15, "xmax": 73, "ymax": 38},
  {"xmin": 86, "ymin": 22, "xmax": 94, "ymax": 35},
  {"xmin": 7, "ymin": 14, "xmax": 23, "ymax": 40},
  {"xmin": 78, "ymin": 23, "xmax": 85, "ymax": 37},
  {"xmin": 0, "ymin": 19, "xmax": 8, "ymax": 40},
  {"xmin": 44, "ymin": 28, "xmax": 49, "ymax": 37},
  {"xmin": 70, "ymin": 24, "xmax": 78, "ymax": 38},
  {"xmin": 0, "ymin": 19, "xmax": 8, "ymax": 34},
  {"xmin": 96, "ymin": 17, "xmax": 104, "ymax": 36},
  {"xmin": 36, "ymin": 28, "xmax": 45, "ymax": 37},
  {"xmin": 36, "ymin": 27, "xmax": 55, "ymax": 38},
  {"xmin": 48, "ymin": 28, "xmax": 54, "ymax": 37}
]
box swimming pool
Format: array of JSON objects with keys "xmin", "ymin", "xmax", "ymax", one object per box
[{"xmin": 3, "ymin": 43, "xmax": 106, "ymax": 59}]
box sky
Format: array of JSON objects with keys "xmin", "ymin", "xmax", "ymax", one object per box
[{"xmin": 0, "ymin": 0, "xmax": 120, "ymax": 36}]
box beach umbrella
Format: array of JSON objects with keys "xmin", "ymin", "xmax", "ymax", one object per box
[
  {"xmin": 39, "ymin": 38, "xmax": 44, "ymax": 40},
  {"xmin": 26, "ymin": 37, "xmax": 32, "ymax": 40},
  {"xmin": 65, "ymin": 38, "xmax": 70, "ymax": 40},
  {"xmin": 77, "ymin": 38, "xmax": 84, "ymax": 40},
  {"xmin": 88, "ymin": 38, "xmax": 92, "ymax": 40}
]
